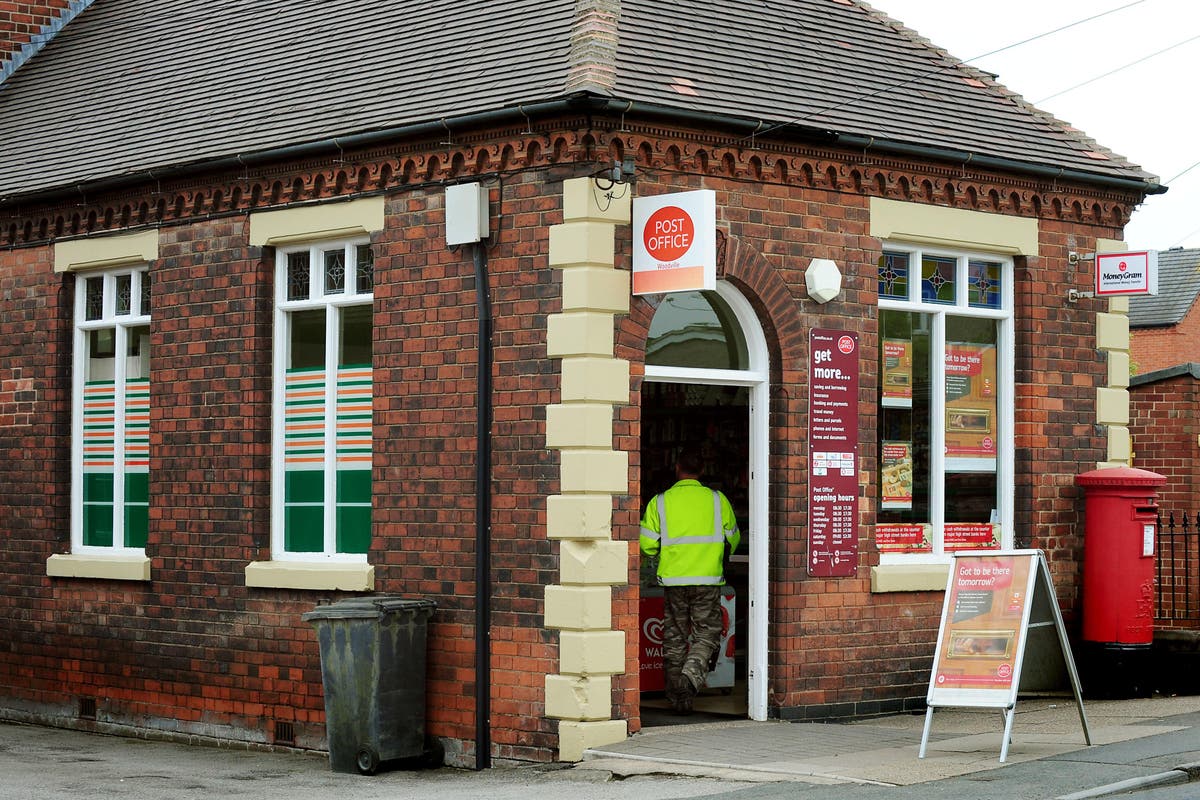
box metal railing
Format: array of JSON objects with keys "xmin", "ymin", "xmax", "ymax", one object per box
[{"xmin": 1156, "ymin": 511, "xmax": 1200, "ymax": 624}]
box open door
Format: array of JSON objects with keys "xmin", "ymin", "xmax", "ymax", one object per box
[{"xmin": 638, "ymin": 282, "xmax": 769, "ymax": 723}]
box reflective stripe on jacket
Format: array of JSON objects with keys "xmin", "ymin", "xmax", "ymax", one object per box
[{"xmin": 639, "ymin": 478, "xmax": 741, "ymax": 586}]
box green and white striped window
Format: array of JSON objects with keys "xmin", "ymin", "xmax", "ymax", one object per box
[
  {"xmin": 273, "ymin": 239, "xmax": 374, "ymax": 558},
  {"xmin": 73, "ymin": 268, "xmax": 151, "ymax": 552}
]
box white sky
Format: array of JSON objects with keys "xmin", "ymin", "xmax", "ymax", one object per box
[{"xmin": 873, "ymin": 0, "xmax": 1200, "ymax": 250}]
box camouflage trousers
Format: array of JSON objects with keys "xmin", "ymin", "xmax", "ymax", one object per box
[{"xmin": 662, "ymin": 585, "xmax": 723, "ymax": 709}]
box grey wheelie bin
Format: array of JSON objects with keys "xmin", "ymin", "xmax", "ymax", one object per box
[{"xmin": 303, "ymin": 596, "xmax": 436, "ymax": 774}]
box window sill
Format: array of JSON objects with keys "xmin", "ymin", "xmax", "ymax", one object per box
[
  {"xmin": 245, "ymin": 560, "xmax": 374, "ymax": 591},
  {"xmin": 46, "ymin": 554, "xmax": 151, "ymax": 582},
  {"xmin": 870, "ymin": 563, "xmax": 950, "ymax": 593}
]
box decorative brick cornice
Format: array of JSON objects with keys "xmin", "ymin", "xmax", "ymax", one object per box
[{"xmin": 1, "ymin": 116, "xmax": 1141, "ymax": 249}]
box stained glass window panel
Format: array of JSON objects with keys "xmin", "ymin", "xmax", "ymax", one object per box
[
  {"xmin": 878, "ymin": 251, "xmax": 910, "ymax": 300},
  {"xmin": 968, "ymin": 260, "xmax": 1003, "ymax": 309},
  {"xmin": 324, "ymin": 249, "xmax": 346, "ymax": 295},
  {"xmin": 115, "ymin": 274, "xmax": 132, "ymax": 315},
  {"xmin": 356, "ymin": 245, "xmax": 374, "ymax": 294},
  {"xmin": 287, "ymin": 252, "xmax": 311, "ymax": 301},
  {"xmin": 921, "ymin": 255, "xmax": 957, "ymax": 305},
  {"xmin": 85, "ymin": 276, "xmax": 104, "ymax": 320}
]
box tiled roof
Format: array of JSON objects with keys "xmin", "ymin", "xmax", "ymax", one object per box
[
  {"xmin": 0, "ymin": 0, "xmax": 1160, "ymax": 202},
  {"xmin": 1128, "ymin": 248, "xmax": 1200, "ymax": 328},
  {"xmin": 617, "ymin": 0, "xmax": 1157, "ymax": 182},
  {"xmin": 0, "ymin": 0, "xmax": 575, "ymax": 199},
  {"xmin": 1130, "ymin": 362, "xmax": 1200, "ymax": 387}
]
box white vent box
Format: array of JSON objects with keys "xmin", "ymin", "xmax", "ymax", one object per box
[{"xmin": 445, "ymin": 182, "xmax": 489, "ymax": 245}]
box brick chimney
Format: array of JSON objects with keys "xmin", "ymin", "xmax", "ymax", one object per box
[
  {"xmin": 1, "ymin": 1, "xmax": 86, "ymax": 82},
  {"xmin": 565, "ymin": 0, "xmax": 620, "ymax": 95}
]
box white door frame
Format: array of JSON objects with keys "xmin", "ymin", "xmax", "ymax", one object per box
[{"xmin": 643, "ymin": 281, "xmax": 770, "ymax": 721}]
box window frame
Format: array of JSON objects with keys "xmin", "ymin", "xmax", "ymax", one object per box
[
  {"xmin": 877, "ymin": 242, "xmax": 1015, "ymax": 564},
  {"xmin": 70, "ymin": 266, "xmax": 152, "ymax": 555},
  {"xmin": 270, "ymin": 237, "xmax": 374, "ymax": 563}
]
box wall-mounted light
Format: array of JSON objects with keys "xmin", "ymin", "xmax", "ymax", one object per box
[{"xmin": 805, "ymin": 258, "xmax": 842, "ymax": 304}]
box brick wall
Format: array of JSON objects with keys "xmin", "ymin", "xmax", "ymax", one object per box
[
  {"xmin": 1131, "ymin": 305, "xmax": 1200, "ymax": 375},
  {"xmin": 1013, "ymin": 219, "xmax": 1113, "ymax": 618},
  {"xmin": 0, "ymin": 123, "xmax": 1127, "ymax": 760},
  {"xmin": 1130, "ymin": 369, "xmax": 1200, "ymax": 513},
  {"xmin": 0, "ymin": 243, "xmax": 72, "ymax": 719},
  {"xmin": 371, "ymin": 170, "xmax": 573, "ymax": 762},
  {"xmin": 0, "ymin": 1, "xmax": 71, "ymax": 65}
]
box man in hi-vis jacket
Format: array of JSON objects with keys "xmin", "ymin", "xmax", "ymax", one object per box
[{"xmin": 640, "ymin": 449, "xmax": 741, "ymax": 714}]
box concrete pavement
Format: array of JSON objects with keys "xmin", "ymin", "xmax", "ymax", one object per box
[
  {"xmin": 4, "ymin": 695, "xmax": 1200, "ymax": 800},
  {"xmin": 581, "ymin": 695, "xmax": 1200, "ymax": 796}
]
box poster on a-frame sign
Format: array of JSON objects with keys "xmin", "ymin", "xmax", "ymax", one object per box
[{"xmin": 919, "ymin": 549, "xmax": 1091, "ymax": 762}]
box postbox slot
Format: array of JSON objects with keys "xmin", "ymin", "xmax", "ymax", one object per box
[{"xmin": 1133, "ymin": 505, "xmax": 1158, "ymax": 515}]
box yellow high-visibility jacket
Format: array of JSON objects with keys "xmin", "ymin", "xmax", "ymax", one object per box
[{"xmin": 640, "ymin": 479, "xmax": 741, "ymax": 586}]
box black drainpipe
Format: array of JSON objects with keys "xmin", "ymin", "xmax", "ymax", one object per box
[{"xmin": 472, "ymin": 240, "xmax": 493, "ymax": 771}]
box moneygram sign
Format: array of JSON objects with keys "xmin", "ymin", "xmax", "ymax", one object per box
[
  {"xmin": 631, "ymin": 190, "xmax": 717, "ymax": 295},
  {"xmin": 1095, "ymin": 250, "xmax": 1158, "ymax": 297}
]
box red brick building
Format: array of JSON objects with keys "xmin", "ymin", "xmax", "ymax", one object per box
[
  {"xmin": 1129, "ymin": 364, "xmax": 1200, "ymax": 513},
  {"xmin": 1129, "ymin": 248, "xmax": 1200, "ymax": 376},
  {"xmin": 0, "ymin": 0, "xmax": 1164, "ymax": 767},
  {"xmin": 1127, "ymin": 249, "xmax": 1200, "ymax": 509}
]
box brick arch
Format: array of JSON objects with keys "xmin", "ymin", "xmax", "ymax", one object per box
[
  {"xmin": 720, "ymin": 234, "xmax": 804, "ymax": 368},
  {"xmin": 619, "ymin": 232, "xmax": 806, "ymax": 374},
  {"xmin": 618, "ymin": 233, "xmax": 802, "ymax": 372}
]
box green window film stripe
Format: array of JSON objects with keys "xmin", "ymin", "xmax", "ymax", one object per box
[
  {"xmin": 336, "ymin": 469, "xmax": 372, "ymax": 504},
  {"xmin": 83, "ymin": 503, "xmax": 114, "ymax": 547},
  {"xmin": 124, "ymin": 504, "xmax": 148, "ymax": 548},
  {"xmin": 125, "ymin": 472, "xmax": 149, "ymax": 503},
  {"xmin": 284, "ymin": 506, "xmax": 324, "ymax": 552},
  {"xmin": 336, "ymin": 506, "xmax": 371, "ymax": 554},
  {"xmin": 285, "ymin": 470, "xmax": 324, "ymax": 502},
  {"xmin": 84, "ymin": 472, "xmax": 114, "ymax": 503}
]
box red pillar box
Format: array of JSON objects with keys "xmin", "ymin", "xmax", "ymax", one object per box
[{"xmin": 1074, "ymin": 466, "xmax": 1165, "ymax": 697}]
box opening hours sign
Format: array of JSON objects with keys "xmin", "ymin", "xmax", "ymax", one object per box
[{"xmin": 807, "ymin": 329, "xmax": 860, "ymax": 577}]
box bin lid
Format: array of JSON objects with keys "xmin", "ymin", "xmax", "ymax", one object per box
[
  {"xmin": 1074, "ymin": 466, "xmax": 1166, "ymax": 488},
  {"xmin": 302, "ymin": 595, "xmax": 436, "ymax": 622}
]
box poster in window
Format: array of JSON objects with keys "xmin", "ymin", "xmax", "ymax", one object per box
[
  {"xmin": 881, "ymin": 338, "xmax": 913, "ymax": 406},
  {"xmin": 944, "ymin": 522, "xmax": 1000, "ymax": 552},
  {"xmin": 944, "ymin": 343, "xmax": 997, "ymax": 468},
  {"xmin": 880, "ymin": 440, "xmax": 913, "ymax": 510},
  {"xmin": 876, "ymin": 523, "xmax": 932, "ymax": 553}
]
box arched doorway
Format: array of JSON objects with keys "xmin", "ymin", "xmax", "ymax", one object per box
[{"xmin": 640, "ymin": 281, "xmax": 769, "ymax": 720}]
